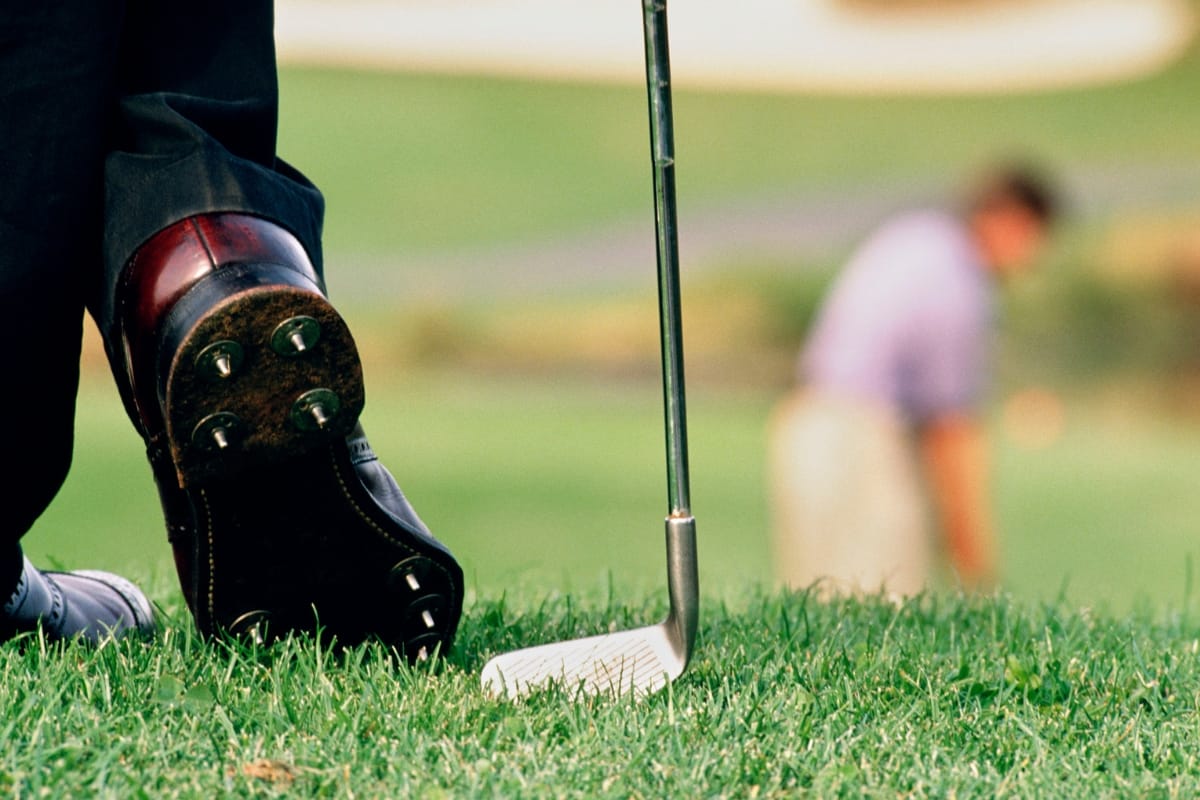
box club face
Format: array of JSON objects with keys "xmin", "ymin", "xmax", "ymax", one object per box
[{"xmin": 481, "ymin": 622, "xmax": 686, "ymax": 700}]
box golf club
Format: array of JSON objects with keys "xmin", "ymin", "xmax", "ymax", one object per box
[{"xmin": 479, "ymin": 0, "xmax": 699, "ymax": 700}]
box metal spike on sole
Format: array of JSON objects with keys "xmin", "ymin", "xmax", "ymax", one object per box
[
  {"xmin": 271, "ymin": 315, "xmax": 322, "ymax": 357},
  {"xmin": 195, "ymin": 340, "xmax": 243, "ymax": 381},
  {"xmin": 192, "ymin": 412, "xmax": 242, "ymax": 452},
  {"xmin": 290, "ymin": 389, "xmax": 341, "ymax": 433},
  {"xmin": 309, "ymin": 403, "xmax": 330, "ymax": 429}
]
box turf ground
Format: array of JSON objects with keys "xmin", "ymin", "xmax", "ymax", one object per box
[
  {"xmin": 13, "ymin": 29, "xmax": 1200, "ymax": 796},
  {"xmin": 6, "ymin": 588, "xmax": 1200, "ymax": 797}
]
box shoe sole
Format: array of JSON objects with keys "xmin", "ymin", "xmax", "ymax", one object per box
[
  {"xmin": 158, "ymin": 270, "xmax": 461, "ymax": 659},
  {"xmin": 161, "ymin": 266, "xmax": 365, "ymax": 487}
]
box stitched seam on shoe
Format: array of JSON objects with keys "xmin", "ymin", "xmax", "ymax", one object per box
[
  {"xmin": 200, "ymin": 488, "xmax": 216, "ymax": 627},
  {"xmin": 46, "ymin": 578, "xmax": 65, "ymax": 637},
  {"xmin": 327, "ymin": 447, "xmax": 461, "ymax": 618},
  {"xmin": 3, "ymin": 569, "xmax": 28, "ymax": 617}
]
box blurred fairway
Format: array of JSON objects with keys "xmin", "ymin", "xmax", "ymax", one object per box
[
  {"xmin": 274, "ymin": 56, "xmax": 1200, "ymax": 259},
  {"xmin": 37, "ymin": 47, "xmax": 1200, "ymax": 615},
  {"xmin": 38, "ymin": 367, "xmax": 1200, "ymax": 616}
]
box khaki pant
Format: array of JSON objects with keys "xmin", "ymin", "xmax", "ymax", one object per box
[{"xmin": 767, "ymin": 390, "xmax": 932, "ymax": 599}]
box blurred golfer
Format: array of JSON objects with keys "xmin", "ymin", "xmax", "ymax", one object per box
[{"xmin": 769, "ymin": 165, "xmax": 1057, "ymax": 598}]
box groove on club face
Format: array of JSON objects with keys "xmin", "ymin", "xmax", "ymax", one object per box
[
  {"xmin": 480, "ymin": 623, "xmax": 684, "ymax": 700},
  {"xmin": 481, "ymin": 516, "xmax": 697, "ymax": 701}
]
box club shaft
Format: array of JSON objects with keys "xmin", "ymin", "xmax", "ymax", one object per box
[
  {"xmin": 642, "ymin": 0, "xmax": 691, "ymax": 517},
  {"xmin": 479, "ymin": 4, "xmax": 698, "ymax": 699}
]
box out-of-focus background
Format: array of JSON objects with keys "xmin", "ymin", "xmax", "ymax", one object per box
[{"xmin": 39, "ymin": 0, "xmax": 1200, "ymax": 613}]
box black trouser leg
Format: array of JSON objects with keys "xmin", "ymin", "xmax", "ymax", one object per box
[
  {"xmin": 0, "ymin": 0, "xmax": 324, "ymax": 550},
  {"xmin": 0, "ymin": 4, "xmax": 123, "ymax": 552},
  {"xmin": 96, "ymin": 0, "xmax": 326, "ymax": 345}
]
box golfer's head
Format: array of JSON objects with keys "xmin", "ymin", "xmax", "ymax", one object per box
[{"xmin": 965, "ymin": 164, "xmax": 1059, "ymax": 279}]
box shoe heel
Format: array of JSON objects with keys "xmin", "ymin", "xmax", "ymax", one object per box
[{"xmin": 157, "ymin": 263, "xmax": 365, "ymax": 487}]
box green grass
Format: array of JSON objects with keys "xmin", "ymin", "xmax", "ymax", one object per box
[
  {"xmin": 5, "ymin": 590, "xmax": 1200, "ymax": 797},
  {"xmin": 996, "ymin": 400, "xmax": 1200, "ymax": 613},
  {"xmin": 278, "ymin": 51, "xmax": 1200, "ymax": 258}
]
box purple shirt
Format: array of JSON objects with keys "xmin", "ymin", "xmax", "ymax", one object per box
[{"xmin": 801, "ymin": 210, "xmax": 995, "ymax": 424}]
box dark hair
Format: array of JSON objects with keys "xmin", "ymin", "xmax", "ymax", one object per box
[{"xmin": 966, "ymin": 163, "xmax": 1060, "ymax": 226}]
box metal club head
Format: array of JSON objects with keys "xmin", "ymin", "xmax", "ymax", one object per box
[
  {"xmin": 481, "ymin": 516, "xmax": 697, "ymax": 700},
  {"xmin": 481, "ymin": 618, "xmax": 684, "ymax": 700}
]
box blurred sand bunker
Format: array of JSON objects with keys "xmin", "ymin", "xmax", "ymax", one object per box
[{"xmin": 275, "ymin": 0, "xmax": 1195, "ymax": 93}]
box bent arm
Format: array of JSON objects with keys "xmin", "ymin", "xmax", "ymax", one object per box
[{"xmin": 918, "ymin": 415, "xmax": 997, "ymax": 591}]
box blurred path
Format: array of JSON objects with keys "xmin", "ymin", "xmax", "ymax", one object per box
[
  {"xmin": 331, "ymin": 161, "xmax": 1200, "ymax": 303},
  {"xmin": 275, "ymin": 0, "xmax": 1194, "ymax": 93}
]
